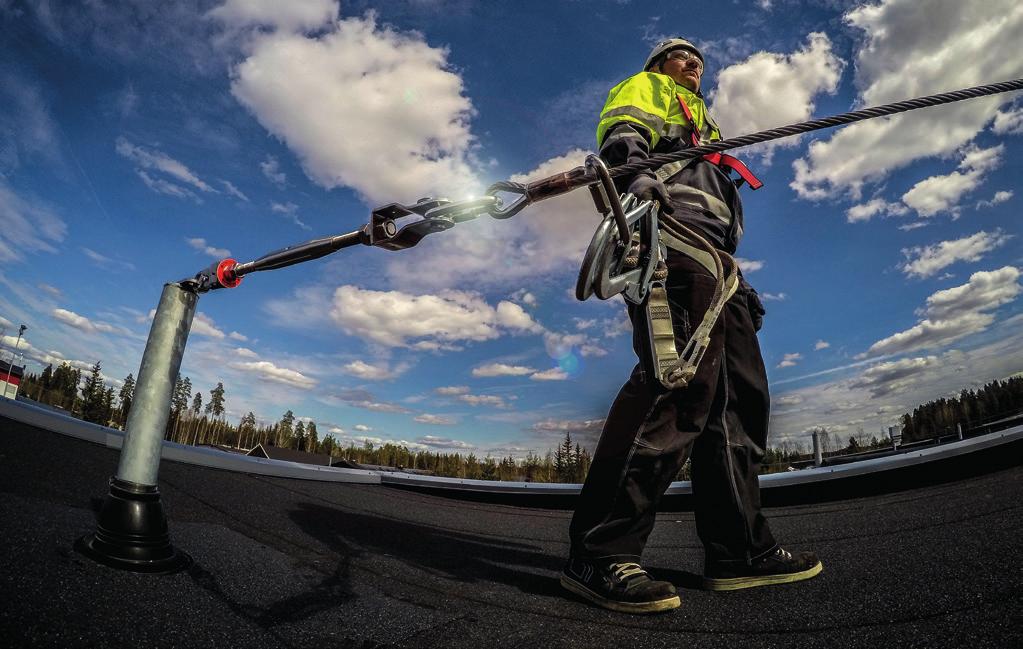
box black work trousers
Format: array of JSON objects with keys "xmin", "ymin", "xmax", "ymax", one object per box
[{"xmin": 569, "ymin": 251, "xmax": 777, "ymax": 566}]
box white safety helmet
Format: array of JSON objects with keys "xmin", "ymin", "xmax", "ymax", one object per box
[{"xmin": 643, "ymin": 38, "xmax": 704, "ymax": 72}]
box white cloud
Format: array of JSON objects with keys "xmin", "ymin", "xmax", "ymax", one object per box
[
  {"xmin": 116, "ymin": 137, "xmax": 216, "ymax": 195},
  {"xmin": 709, "ymin": 32, "xmax": 844, "ymax": 161},
  {"xmin": 531, "ymin": 368, "xmax": 569, "ymax": 381},
  {"xmin": 191, "ymin": 312, "xmax": 227, "ymax": 339},
  {"xmin": 260, "ymin": 155, "xmax": 287, "ymax": 188},
  {"xmin": 328, "ymin": 388, "xmax": 411, "ymax": 413},
  {"xmin": 472, "ymin": 362, "xmax": 535, "ymax": 378},
  {"xmin": 511, "ymin": 290, "xmax": 537, "ymax": 307},
  {"xmin": 230, "ymin": 13, "xmax": 479, "ymax": 205},
  {"xmin": 900, "ymin": 230, "xmax": 1013, "ymax": 279},
  {"xmin": 922, "ymin": 266, "xmax": 1021, "ymax": 319},
  {"xmin": 37, "ymin": 283, "xmax": 62, "ymax": 299},
  {"xmin": 414, "ymin": 413, "xmax": 456, "ymax": 425},
  {"xmin": 762, "ymin": 292, "xmax": 787, "ymax": 301},
  {"xmin": 0, "ymin": 181, "xmax": 66, "ymax": 263},
  {"xmin": 342, "ymin": 359, "xmax": 405, "ymax": 381},
  {"xmin": 865, "ymin": 266, "xmax": 1020, "ymax": 356},
  {"xmin": 0, "ymin": 69, "xmax": 61, "ymax": 172},
  {"xmin": 791, "ymin": 0, "xmax": 1023, "ymax": 200},
  {"xmin": 456, "ymin": 393, "xmax": 507, "ymax": 408},
  {"xmin": 435, "ymin": 385, "xmax": 470, "ymax": 396},
  {"xmin": 228, "ymin": 360, "xmax": 316, "ymax": 389},
  {"xmin": 208, "ymin": 0, "xmax": 338, "ymax": 33},
  {"xmin": 353, "ymin": 424, "xmax": 372, "ymax": 432},
  {"xmin": 220, "ymin": 180, "xmax": 250, "ymax": 201},
  {"xmin": 270, "ymin": 201, "xmax": 311, "ymax": 230},
  {"xmin": 416, "ymin": 435, "xmax": 474, "ymax": 449},
  {"xmin": 901, "ymin": 145, "xmax": 1004, "ymax": 218},
  {"xmin": 51, "ymin": 308, "xmax": 120, "ymax": 335},
  {"xmin": 850, "ymin": 355, "xmax": 942, "ymax": 397},
  {"xmin": 815, "ymin": 340, "xmax": 831, "ymax": 350},
  {"xmin": 845, "ymin": 197, "xmax": 908, "ymax": 223},
  {"xmin": 234, "ymin": 347, "xmax": 259, "ymax": 359},
  {"xmin": 734, "ymin": 258, "xmax": 764, "ymax": 274},
  {"xmin": 329, "ymin": 285, "xmax": 542, "ymax": 348},
  {"xmin": 531, "ymin": 418, "xmax": 605, "ymax": 436},
  {"xmin": 976, "ymin": 190, "xmax": 1013, "ymax": 209},
  {"xmin": 775, "ymin": 394, "xmax": 804, "ymax": 406},
  {"xmin": 992, "ymin": 102, "xmax": 1023, "ymax": 135},
  {"xmin": 186, "ymin": 237, "xmax": 231, "ymax": 258},
  {"xmin": 867, "ymin": 312, "xmax": 997, "ymax": 358},
  {"xmin": 777, "ymin": 352, "xmax": 803, "ymax": 368},
  {"xmin": 229, "ymin": 331, "xmax": 248, "ymax": 342},
  {"xmin": 136, "ymin": 170, "xmax": 197, "ymax": 201}
]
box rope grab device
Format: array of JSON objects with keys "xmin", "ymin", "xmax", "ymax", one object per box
[{"xmin": 184, "ymin": 78, "xmax": 1023, "ymax": 387}]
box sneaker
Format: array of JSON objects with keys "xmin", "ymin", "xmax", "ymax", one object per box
[
  {"xmin": 703, "ymin": 547, "xmax": 822, "ymax": 591},
  {"xmin": 560, "ymin": 557, "xmax": 681, "ymax": 614}
]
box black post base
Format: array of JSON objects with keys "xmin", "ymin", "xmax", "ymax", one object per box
[{"xmin": 75, "ymin": 476, "xmax": 191, "ymax": 574}]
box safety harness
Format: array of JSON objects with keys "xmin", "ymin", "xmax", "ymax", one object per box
[
  {"xmin": 639, "ymin": 94, "xmax": 758, "ymax": 389},
  {"xmin": 654, "ymin": 96, "xmax": 763, "ymax": 189}
]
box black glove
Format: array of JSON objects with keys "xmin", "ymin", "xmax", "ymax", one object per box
[
  {"xmin": 627, "ymin": 174, "xmax": 674, "ymax": 214},
  {"xmin": 741, "ymin": 277, "xmax": 766, "ymax": 332}
]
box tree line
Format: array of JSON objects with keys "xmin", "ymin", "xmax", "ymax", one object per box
[
  {"xmin": 899, "ymin": 375, "xmax": 1023, "ymax": 442},
  {"xmin": 17, "ymin": 361, "xmax": 1021, "ymax": 482},
  {"xmin": 16, "ymin": 361, "xmax": 594, "ymax": 482}
]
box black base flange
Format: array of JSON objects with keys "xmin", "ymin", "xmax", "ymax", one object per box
[{"xmin": 75, "ymin": 476, "xmax": 191, "ymax": 574}]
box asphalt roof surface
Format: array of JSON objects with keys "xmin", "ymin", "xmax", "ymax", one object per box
[{"xmin": 1, "ymin": 418, "xmax": 1021, "ymax": 649}]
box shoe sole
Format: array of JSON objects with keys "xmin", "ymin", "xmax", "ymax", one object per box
[
  {"xmin": 703, "ymin": 560, "xmax": 823, "ymax": 591},
  {"xmin": 560, "ymin": 575, "xmax": 681, "ymax": 614}
]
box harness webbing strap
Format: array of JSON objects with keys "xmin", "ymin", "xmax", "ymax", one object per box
[
  {"xmin": 646, "ymin": 284, "xmax": 681, "ymax": 382},
  {"xmin": 645, "ymin": 222, "xmax": 740, "ymax": 390},
  {"xmin": 657, "ymin": 96, "xmax": 764, "ymax": 190}
]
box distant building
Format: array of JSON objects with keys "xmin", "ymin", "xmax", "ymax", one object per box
[
  {"xmin": 246, "ymin": 443, "xmax": 331, "ymax": 466},
  {"xmin": 0, "ymin": 359, "xmax": 24, "ymax": 399}
]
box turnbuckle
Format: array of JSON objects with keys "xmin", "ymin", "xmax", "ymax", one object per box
[{"xmin": 367, "ymin": 195, "xmax": 500, "ymax": 251}]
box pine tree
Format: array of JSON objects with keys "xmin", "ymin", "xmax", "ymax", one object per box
[
  {"xmin": 239, "ymin": 411, "xmax": 256, "ymax": 449},
  {"xmin": 80, "ymin": 361, "xmax": 106, "ymax": 424},
  {"xmin": 554, "ymin": 432, "xmax": 576, "ymax": 483},
  {"xmin": 295, "ymin": 420, "xmax": 306, "ymax": 451},
  {"xmin": 306, "ymin": 421, "xmax": 318, "ymax": 453},
  {"xmin": 102, "ymin": 387, "xmax": 115, "ymax": 425},
  {"xmin": 278, "ymin": 410, "xmax": 295, "ymax": 447},
  {"xmin": 38, "ymin": 363, "xmax": 53, "ymax": 400},
  {"xmin": 118, "ymin": 373, "xmax": 135, "ymax": 428},
  {"xmin": 206, "ymin": 382, "xmax": 226, "ymax": 417}
]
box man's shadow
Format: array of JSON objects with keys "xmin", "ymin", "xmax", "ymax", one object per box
[{"xmin": 289, "ymin": 501, "xmax": 564, "ymax": 595}]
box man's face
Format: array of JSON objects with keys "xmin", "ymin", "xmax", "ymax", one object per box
[{"xmin": 659, "ymin": 49, "xmax": 703, "ymax": 93}]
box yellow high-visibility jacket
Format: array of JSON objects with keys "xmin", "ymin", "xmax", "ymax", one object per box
[{"xmin": 596, "ymin": 72, "xmax": 744, "ymax": 254}]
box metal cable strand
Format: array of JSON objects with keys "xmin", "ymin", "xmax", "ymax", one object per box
[{"xmin": 609, "ymin": 78, "xmax": 1023, "ymax": 178}]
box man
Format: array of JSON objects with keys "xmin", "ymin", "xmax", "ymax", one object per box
[{"xmin": 561, "ymin": 38, "xmax": 822, "ymax": 614}]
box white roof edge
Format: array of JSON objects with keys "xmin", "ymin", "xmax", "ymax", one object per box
[
  {"xmin": 3, "ymin": 396, "xmax": 1019, "ymax": 494},
  {"xmin": 0, "ymin": 398, "xmax": 379, "ymax": 484}
]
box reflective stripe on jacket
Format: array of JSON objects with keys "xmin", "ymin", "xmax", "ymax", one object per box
[{"xmin": 596, "ymin": 72, "xmax": 720, "ymax": 149}]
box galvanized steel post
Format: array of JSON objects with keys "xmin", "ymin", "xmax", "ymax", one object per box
[
  {"xmin": 117, "ymin": 283, "xmax": 197, "ymax": 485},
  {"xmin": 813, "ymin": 430, "xmax": 822, "ymax": 467},
  {"xmin": 76, "ymin": 282, "xmax": 197, "ymax": 573},
  {"xmin": 957, "ymin": 422, "xmax": 964, "ymax": 441}
]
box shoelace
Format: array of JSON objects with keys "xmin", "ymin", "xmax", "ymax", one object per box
[{"xmin": 609, "ymin": 562, "xmax": 649, "ymax": 583}]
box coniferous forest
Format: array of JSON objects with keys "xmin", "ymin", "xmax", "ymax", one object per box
[{"xmin": 14, "ymin": 361, "xmax": 1023, "ymax": 482}]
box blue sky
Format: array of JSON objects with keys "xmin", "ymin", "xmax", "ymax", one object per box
[{"xmin": 1, "ymin": 0, "xmax": 1021, "ymax": 457}]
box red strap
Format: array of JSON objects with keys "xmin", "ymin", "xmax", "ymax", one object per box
[
  {"xmin": 718, "ymin": 154, "xmax": 763, "ymax": 190},
  {"xmin": 675, "ymin": 95, "xmax": 763, "ymax": 190}
]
